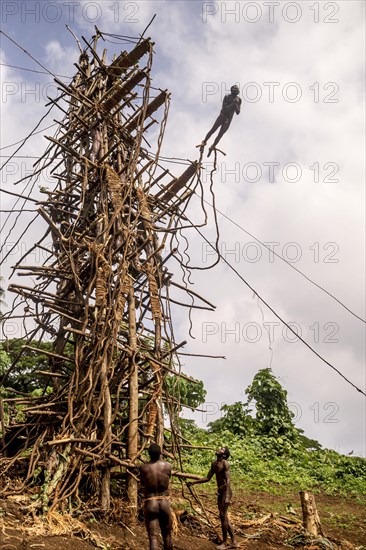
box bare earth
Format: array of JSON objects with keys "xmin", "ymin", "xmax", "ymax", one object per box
[{"xmin": 1, "ymin": 488, "xmax": 365, "ymax": 549}]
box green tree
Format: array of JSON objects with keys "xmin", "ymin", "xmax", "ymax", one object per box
[
  {"xmin": 0, "ymin": 339, "xmax": 54, "ymax": 393},
  {"xmin": 208, "ymin": 401, "xmax": 254, "ymax": 436},
  {"xmin": 178, "ymin": 418, "xmax": 205, "ymax": 439},
  {"xmin": 245, "ymin": 368, "xmax": 298, "ymax": 441},
  {"xmin": 165, "ymin": 375, "xmax": 206, "ymax": 411},
  {"xmin": 208, "ymin": 368, "xmax": 301, "ymax": 445},
  {"xmin": 164, "ymin": 375, "xmax": 206, "ymax": 446},
  {"xmin": 0, "ymin": 349, "xmax": 9, "ymax": 377},
  {"xmin": 297, "ymin": 429, "xmax": 322, "ymax": 451}
]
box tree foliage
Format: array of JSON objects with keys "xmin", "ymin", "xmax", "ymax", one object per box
[
  {"xmin": 208, "ymin": 401, "xmax": 254, "ymax": 436},
  {"xmin": 245, "ymin": 368, "xmax": 298, "ymax": 441},
  {"xmin": 179, "ymin": 427, "xmax": 366, "ymax": 498},
  {"xmin": 209, "ymin": 368, "xmax": 301, "ymax": 447},
  {"xmin": 165, "ymin": 375, "xmax": 206, "ymax": 411},
  {"xmin": 0, "ymin": 339, "xmax": 54, "ymax": 393}
]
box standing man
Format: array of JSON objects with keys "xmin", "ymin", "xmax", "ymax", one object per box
[
  {"xmin": 201, "ymin": 85, "xmax": 242, "ymax": 157},
  {"xmin": 140, "ymin": 443, "xmax": 173, "ymax": 550},
  {"xmin": 188, "ymin": 447, "xmax": 238, "ymax": 549}
]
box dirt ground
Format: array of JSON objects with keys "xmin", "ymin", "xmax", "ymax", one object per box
[{"xmin": 0, "ymin": 488, "xmax": 365, "ymax": 549}]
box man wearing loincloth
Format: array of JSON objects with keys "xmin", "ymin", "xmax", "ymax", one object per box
[
  {"xmin": 188, "ymin": 446, "xmax": 238, "ymax": 549},
  {"xmin": 201, "ymin": 85, "xmax": 242, "ymax": 157},
  {"xmin": 140, "ymin": 443, "xmax": 173, "ymax": 550}
]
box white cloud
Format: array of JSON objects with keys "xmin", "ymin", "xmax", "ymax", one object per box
[{"xmin": 1, "ymin": 0, "xmax": 364, "ymax": 455}]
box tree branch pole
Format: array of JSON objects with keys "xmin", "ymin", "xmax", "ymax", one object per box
[
  {"xmin": 100, "ymin": 353, "xmax": 112, "ymax": 511},
  {"xmin": 127, "ymin": 283, "xmax": 139, "ymax": 520}
]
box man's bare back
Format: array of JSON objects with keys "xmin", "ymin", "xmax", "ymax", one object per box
[
  {"xmin": 140, "ymin": 459, "xmax": 171, "ymax": 498},
  {"xmin": 140, "ymin": 443, "xmax": 173, "ymax": 550}
]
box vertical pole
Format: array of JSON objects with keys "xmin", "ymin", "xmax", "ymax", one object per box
[
  {"xmin": 154, "ymin": 319, "xmax": 164, "ymax": 447},
  {"xmin": 0, "ymin": 393, "xmax": 6, "ymax": 449},
  {"xmin": 100, "ymin": 354, "xmax": 112, "ymax": 511},
  {"xmin": 127, "ymin": 283, "xmax": 138, "ymax": 520}
]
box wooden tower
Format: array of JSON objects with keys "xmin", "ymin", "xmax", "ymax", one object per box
[{"xmin": 0, "ymin": 31, "xmax": 214, "ymax": 515}]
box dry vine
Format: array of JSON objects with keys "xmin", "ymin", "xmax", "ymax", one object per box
[{"xmin": 0, "ymin": 29, "xmax": 219, "ymax": 517}]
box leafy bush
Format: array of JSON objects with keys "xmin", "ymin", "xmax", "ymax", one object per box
[
  {"xmin": 178, "ymin": 423, "xmax": 366, "ymax": 498},
  {"xmin": 208, "ymin": 368, "xmax": 300, "ymax": 444}
]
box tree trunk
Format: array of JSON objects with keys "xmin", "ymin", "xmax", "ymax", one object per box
[
  {"xmin": 100, "ymin": 355, "xmax": 112, "ymax": 511},
  {"xmin": 155, "ymin": 398, "xmax": 164, "ymax": 447},
  {"xmin": 127, "ymin": 285, "xmax": 138, "ymax": 521},
  {"xmin": 0, "ymin": 394, "xmax": 6, "ymax": 448},
  {"xmin": 299, "ymin": 490, "xmax": 323, "ymax": 536}
]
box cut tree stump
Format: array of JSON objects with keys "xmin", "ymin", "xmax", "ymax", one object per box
[{"xmin": 299, "ymin": 490, "xmax": 324, "ymax": 536}]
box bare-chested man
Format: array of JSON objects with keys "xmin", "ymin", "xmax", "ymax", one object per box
[
  {"xmin": 140, "ymin": 443, "xmax": 173, "ymax": 550},
  {"xmin": 202, "ymin": 85, "xmax": 241, "ymax": 157},
  {"xmin": 188, "ymin": 447, "xmax": 238, "ymax": 549}
]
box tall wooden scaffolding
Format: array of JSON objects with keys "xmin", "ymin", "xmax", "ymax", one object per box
[{"xmin": 0, "ymin": 31, "xmax": 216, "ymax": 515}]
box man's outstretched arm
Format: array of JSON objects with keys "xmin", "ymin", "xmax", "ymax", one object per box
[{"xmin": 187, "ymin": 463, "xmax": 215, "ymax": 486}]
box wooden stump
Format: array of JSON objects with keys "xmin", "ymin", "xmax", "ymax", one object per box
[{"xmin": 299, "ymin": 490, "xmax": 324, "ymax": 536}]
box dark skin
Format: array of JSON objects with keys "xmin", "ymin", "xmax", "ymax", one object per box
[
  {"xmin": 203, "ymin": 89, "xmax": 241, "ymax": 157},
  {"xmin": 140, "ymin": 454, "xmax": 173, "ymax": 550},
  {"xmin": 188, "ymin": 448, "xmax": 238, "ymax": 549}
]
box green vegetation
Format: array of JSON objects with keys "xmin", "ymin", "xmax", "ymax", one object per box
[
  {"xmin": 0, "ymin": 339, "xmax": 54, "ymax": 392},
  {"xmin": 180, "ymin": 429, "xmax": 366, "ymax": 497},
  {"xmin": 178, "ymin": 368, "xmax": 366, "ymax": 499},
  {"xmin": 165, "ymin": 375, "xmax": 207, "ymax": 412},
  {"xmin": 0, "ymin": 339, "xmax": 57, "ymax": 430},
  {"xmin": 1, "ymin": 334, "xmax": 365, "ymax": 503}
]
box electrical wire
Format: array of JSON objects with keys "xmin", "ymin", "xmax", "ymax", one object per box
[
  {"xmin": 0, "ymin": 30, "xmax": 61, "ymax": 79},
  {"xmin": 181, "ymin": 213, "xmax": 365, "ymax": 397},
  {"xmin": 1, "ymin": 28, "xmax": 364, "ymax": 399},
  {"xmin": 0, "ymin": 62, "xmax": 72, "ymax": 78},
  {"xmin": 0, "ymin": 209, "xmax": 36, "ymax": 212},
  {"xmin": 147, "ymin": 150, "xmax": 365, "ymax": 323},
  {"xmin": 193, "ymin": 193, "xmax": 366, "ymax": 324},
  {"xmin": 0, "ymin": 123, "xmax": 56, "ymax": 151}
]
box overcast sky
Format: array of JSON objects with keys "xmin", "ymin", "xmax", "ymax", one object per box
[{"xmin": 0, "ymin": 0, "xmax": 365, "ymax": 456}]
